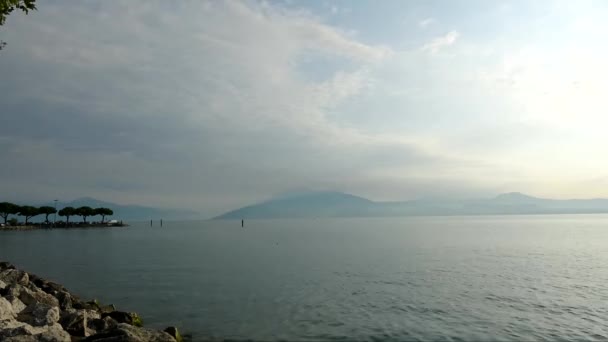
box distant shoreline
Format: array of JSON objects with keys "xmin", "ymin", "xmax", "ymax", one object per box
[{"xmin": 0, "ymin": 222, "xmax": 128, "ymax": 231}]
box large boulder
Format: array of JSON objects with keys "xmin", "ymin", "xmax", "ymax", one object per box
[
  {"xmin": 0, "ymin": 297, "xmax": 16, "ymax": 320},
  {"xmin": 0, "ymin": 261, "xmax": 16, "ymax": 271},
  {"xmin": 19, "ymin": 286, "xmax": 59, "ymax": 308},
  {"xmin": 17, "ymin": 303, "xmax": 60, "ymax": 327},
  {"xmin": 101, "ymin": 311, "xmax": 143, "ymax": 327},
  {"xmin": 87, "ymin": 316, "xmax": 119, "ymax": 334},
  {"xmin": 0, "ymin": 269, "xmax": 29, "ymax": 286},
  {"xmin": 163, "ymin": 327, "xmax": 183, "ymax": 342},
  {"xmin": 0, "ymin": 320, "xmax": 71, "ymax": 342},
  {"xmin": 54, "ymin": 291, "xmax": 72, "ymax": 311},
  {"xmin": 84, "ymin": 323, "xmax": 176, "ymax": 342},
  {"xmin": 60, "ymin": 310, "xmax": 88, "ymax": 337}
]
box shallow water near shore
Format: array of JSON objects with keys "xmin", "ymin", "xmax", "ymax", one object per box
[{"xmin": 2, "ymin": 215, "xmax": 608, "ymax": 341}]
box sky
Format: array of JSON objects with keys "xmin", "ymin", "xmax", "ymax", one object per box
[{"xmin": 2, "ymin": 0, "xmax": 608, "ymax": 216}]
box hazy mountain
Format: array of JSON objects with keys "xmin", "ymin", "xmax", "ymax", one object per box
[
  {"xmin": 214, "ymin": 191, "xmax": 608, "ymax": 219},
  {"xmin": 38, "ymin": 197, "xmax": 199, "ymax": 221}
]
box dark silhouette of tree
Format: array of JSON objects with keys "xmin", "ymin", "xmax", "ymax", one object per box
[
  {"xmin": 38, "ymin": 206, "xmax": 57, "ymax": 223},
  {"xmin": 95, "ymin": 208, "xmax": 113, "ymax": 224},
  {"xmin": 0, "ymin": 201, "xmax": 19, "ymax": 224},
  {"xmin": 76, "ymin": 206, "xmax": 94, "ymax": 223},
  {"xmin": 18, "ymin": 205, "xmax": 39, "ymax": 225},
  {"xmin": 0, "ymin": 0, "xmax": 37, "ymax": 50},
  {"xmin": 58, "ymin": 206, "xmax": 76, "ymax": 226}
]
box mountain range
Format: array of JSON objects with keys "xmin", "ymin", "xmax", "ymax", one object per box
[{"xmin": 214, "ymin": 191, "xmax": 608, "ymax": 219}]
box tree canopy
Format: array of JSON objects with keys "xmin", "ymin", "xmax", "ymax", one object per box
[
  {"xmin": 0, "ymin": 0, "xmax": 36, "ymax": 50},
  {"xmin": 38, "ymin": 206, "xmax": 57, "ymax": 223},
  {"xmin": 0, "ymin": 0, "xmax": 36, "ymax": 25},
  {"xmin": 58, "ymin": 206, "xmax": 76, "ymax": 225},
  {"xmin": 17, "ymin": 205, "xmax": 39, "ymax": 225},
  {"xmin": 75, "ymin": 206, "xmax": 94, "ymax": 223},
  {"xmin": 94, "ymin": 208, "xmax": 113, "ymax": 223},
  {"xmin": 0, "ymin": 201, "xmax": 19, "ymax": 224}
]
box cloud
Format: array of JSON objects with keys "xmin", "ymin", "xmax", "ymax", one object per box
[
  {"xmin": 421, "ymin": 30, "xmax": 460, "ymax": 54},
  {"xmin": 418, "ymin": 18, "xmax": 436, "ymax": 29}
]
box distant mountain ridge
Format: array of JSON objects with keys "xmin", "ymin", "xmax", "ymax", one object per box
[
  {"xmin": 214, "ymin": 191, "xmax": 608, "ymax": 219},
  {"xmin": 37, "ymin": 197, "xmax": 199, "ymax": 221}
]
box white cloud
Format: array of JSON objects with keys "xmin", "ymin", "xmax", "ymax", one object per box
[
  {"xmin": 421, "ymin": 30, "xmax": 460, "ymax": 54},
  {"xmin": 418, "ymin": 18, "xmax": 436, "ymax": 29}
]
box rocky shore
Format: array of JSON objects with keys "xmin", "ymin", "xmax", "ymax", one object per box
[{"xmin": 0, "ymin": 262, "xmax": 182, "ymax": 341}]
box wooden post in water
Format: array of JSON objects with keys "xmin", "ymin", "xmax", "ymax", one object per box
[
  {"xmin": 160, "ymin": 219, "xmax": 163, "ymax": 227},
  {"xmin": 150, "ymin": 220, "xmax": 152, "ymax": 227},
  {"xmin": 241, "ymin": 219, "xmax": 244, "ymax": 227}
]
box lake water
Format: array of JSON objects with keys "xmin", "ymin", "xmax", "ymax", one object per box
[{"xmin": 2, "ymin": 215, "xmax": 608, "ymax": 341}]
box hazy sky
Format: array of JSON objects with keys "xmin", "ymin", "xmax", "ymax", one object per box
[{"xmin": 2, "ymin": 0, "xmax": 608, "ymax": 216}]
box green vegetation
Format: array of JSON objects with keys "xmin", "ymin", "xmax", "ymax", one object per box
[
  {"xmin": 76, "ymin": 206, "xmax": 94, "ymax": 223},
  {"xmin": 0, "ymin": 202, "xmax": 19, "ymax": 224},
  {"xmin": 18, "ymin": 205, "xmax": 39, "ymax": 225},
  {"xmin": 58, "ymin": 206, "xmax": 75, "ymax": 225},
  {"xmin": 0, "ymin": 0, "xmax": 37, "ymax": 50},
  {"xmin": 0, "ymin": 201, "xmax": 114, "ymax": 227},
  {"xmin": 95, "ymin": 207, "xmax": 113, "ymax": 224},
  {"xmin": 38, "ymin": 206, "xmax": 57, "ymax": 224}
]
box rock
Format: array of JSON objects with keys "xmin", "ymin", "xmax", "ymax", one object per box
[
  {"xmin": 101, "ymin": 311, "xmax": 143, "ymax": 327},
  {"xmin": 55, "ymin": 291, "xmax": 72, "ymax": 311},
  {"xmin": 0, "ymin": 297, "xmax": 16, "ymax": 320},
  {"xmin": 0, "ymin": 320, "xmax": 71, "ymax": 342},
  {"xmin": 84, "ymin": 323, "xmax": 176, "ymax": 342},
  {"xmin": 60, "ymin": 310, "xmax": 88, "ymax": 337},
  {"xmin": 30, "ymin": 276, "xmax": 68, "ymax": 296},
  {"xmin": 163, "ymin": 327, "xmax": 183, "ymax": 342},
  {"xmin": 19, "ymin": 287, "xmax": 59, "ymax": 308},
  {"xmin": 87, "ymin": 316, "xmax": 118, "ymax": 333},
  {"xmin": 8, "ymin": 297, "xmax": 27, "ymax": 315},
  {"xmin": 17, "ymin": 303, "xmax": 60, "ymax": 326},
  {"xmin": 99, "ymin": 304, "xmax": 116, "ymax": 314},
  {"xmin": 0, "ymin": 279, "xmax": 7, "ymax": 290},
  {"xmin": 0, "ymin": 261, "xmax": 16, "ymax": 271},
  {"xmin": 0, "ymin": 269, "xmax": 30, "ymax": 286},
  {"xmin": 73, "ymin": 299, "xmax": 100, "ymax": 311}
]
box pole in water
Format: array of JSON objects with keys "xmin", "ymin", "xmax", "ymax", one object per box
[
  {"xmin": 160, "ymin": 219, "xmax": 163, "ymax": 227},
  {"xmin": 241, "ymin": 219, "xmax": 244, "ymax": 227},
  {"xmin": 150, "ymin": 219, "xmax": 152, "ymax": 227}
]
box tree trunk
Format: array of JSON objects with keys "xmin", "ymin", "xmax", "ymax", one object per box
[
  {"xmin": 66, "ymin": 216, "xmax": 70, "ymax": 226},
  {"xmin": 83, "ymin": 216, "xmax": 87, "ymax": 223},
  {"xmin": 2, "ymin": 214, "xmax": 7, "ymax": 224},
  {"xmin": 101, "ymin": 215, "xmax": 105, "ymax": 224},
  {"xmin": 25, "ymin": 216, "xmax": 29, "ymax": 225},
  {"xmin": 45, "ymin": 213, "xmax": 50, "ymax": 224}
]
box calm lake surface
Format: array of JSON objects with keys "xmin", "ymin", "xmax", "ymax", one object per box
[{"xmin": 2, "ymin": 215, "xmax": 608, "ymax": 341}]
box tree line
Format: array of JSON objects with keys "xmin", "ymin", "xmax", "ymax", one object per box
[{"xmin": 0, "ymin": 202, "xmax": 113, "ymax": 226}]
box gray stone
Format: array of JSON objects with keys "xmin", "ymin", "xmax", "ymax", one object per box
[
  {"xmin": 99, "ymin": 304, "xmax": 116, "ymax": 314},
  {"xmin": 17, "ymin": 303, "xmax": 60, "ymax": 327},
  {"xmin": 60, "ymin": 309, "xmax": 88, "ymax": 337},
  {"xmin": 54, "ymin": 291, "xmax": 72, "ymax": 311},
  {"xmin": 163, "ymin": 327, "xmax": 183, "ymax": 342},
  {"xmin": 84, "ymin": 323, "xmax": 176, "ymax": 342},
  {"xmin": 0, "ymin": 261, "xmax": 16, "ymax": 271},
  {"xmin": 87, "ymin": 316, "xmax": 118, "ymax": 333},
  {"xmin": 0, "ymin": 297, "xmax": 16, "ymax": 320},
  {"xmin": 0, "ymin": 279, "xmax": 7, "ymax": 290},
  {"xmin": 101, "ymin": 311, "xmax": 142, "ymax": 327},
  {"xmin": 19, "ymin": 287, "xmax": 59, "ymax": 308},
  {"xmin": 0, "ymin": 321, "xmax": 70, "ymax": 342},
  {"xmin": 0, "ymin": 269, "xmax": 29, "ymax": 286}
]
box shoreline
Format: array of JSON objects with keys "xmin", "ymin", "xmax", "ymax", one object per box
[
  {"xmin": 0, "ymin": 262, "xmax": 183, "ymax": 341},
  {"xmin": 0, "ymin": 223, "xmax": 129, "ymax": 231}
]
